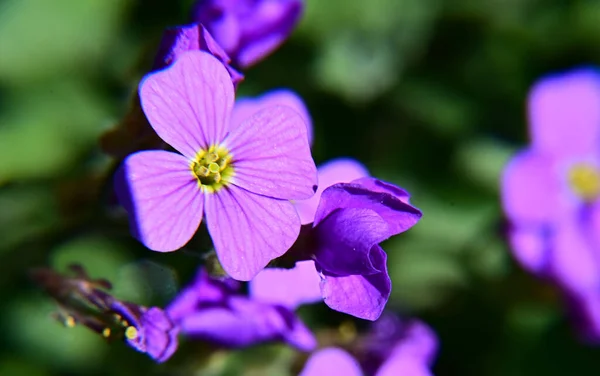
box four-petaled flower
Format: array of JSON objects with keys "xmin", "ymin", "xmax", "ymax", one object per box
[
  {"xmin": 501, "ymin": 68, "xmax": 600, "ymax": 341},
  {"xmin": 115, "ymin": 50, "xmax": 317, "ymax": 281}
]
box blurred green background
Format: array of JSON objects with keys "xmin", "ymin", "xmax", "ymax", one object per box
[{"xmin": 1, "ymin": 0, "xmax": 600, "ymax": 375}]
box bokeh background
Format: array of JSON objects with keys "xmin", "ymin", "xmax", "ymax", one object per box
[{"xmin": 1, "ymin": 0, "xmax": 600, "ymax": 375}]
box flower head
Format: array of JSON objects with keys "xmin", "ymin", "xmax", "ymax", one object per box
[
  {"xmin": 166, "ymin": 268, "xmax": 316, "ymax": 350},
  {"xmin": 192, "ymin": 0, "xmax": 303, "ymax": 67},
  {"xmin": 252, "ymin": 160, "xmax": 422, "ymax": 320},
  {"xmin": 501, "ymin": 68, "xmax": 600, "ymax": 340},
  {"xmin": 299, "ymin": 317, "xmax": 438, "ymax": 376},
  {"xmin": 115, "ymin": 50, "xmax": 317, "ymax": 281}
]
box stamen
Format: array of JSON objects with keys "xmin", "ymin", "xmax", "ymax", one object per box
[
  {"xmin": 102, "ymin": 328, "xmax": 111, "ymax": 338},
  {"xmin": 65, "ymin": 315, "xmax": 76, "ymax": 328},
  {"xmin": 190, "ymin": 145, "xmax": 234, "ymax": 192},
  {"xmin": 568, "ymin": 163, "xmax": 600, "ymax": 201},
  {"xmin": 125, "ymin": 326, "xmax": 138, "ymax": 340}
]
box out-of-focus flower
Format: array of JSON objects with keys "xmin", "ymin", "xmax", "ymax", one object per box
[
  {"xmin": 253, "ymin": 160, "xmax": 422, "ymax": 320},
  {"xmin": 115, "ymin": 50, "xmax": 317, "ymax": 281},
  {"xmin": 299, "ymin": 316, "xmax": 438, "ymax": 376},
  {"xmin": 30, "ymin": 265, "xmax": 179, "ymax": 363},
  {"xmin": 501, "ymin": 68, "xmax": 600, "ymax": 341},
  {"xmin": 192, "ymin": 0, "xmax": 303, "ymax": 68},
  {"xmin": 166, "ymin": 268, "xmax": 316, "ymax": 350}
]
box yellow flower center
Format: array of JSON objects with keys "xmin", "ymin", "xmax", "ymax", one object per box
[
  {"xmin": 568, "ymin": 163, "xmax": 600, "ymax": 201},
  {"xmin": 190, "ymin": 145, "xmax": 234, "ymax": 193}
]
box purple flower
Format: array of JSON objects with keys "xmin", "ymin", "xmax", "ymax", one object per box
[
  {"xmin": 299, "ymin": 318, "xmax": 438, "ymax": 376},
  {"xmin": 115, "ymin": 50, "xmax": 317, "ymax": 281},
  {"xmin": 252, "ymin": 160, "xmax": 422, "ymax": 320},
  {"xmin": 192, "ymin": 0, "xmax": 303, "ymax": 67},
  {"xmin": 154, "ymin": 22, "xmax": 244, "ymax": 87},
  {"xmin": 110, "ymin": 301, "xmax": 179, "ymax": 363},
  {"xmin": 501, "ymin": 68, "xmax": 600, "ymax": 340},
  {"xmin": 166, "ymin": 269, "xmax": 316, "ymax": 351}
]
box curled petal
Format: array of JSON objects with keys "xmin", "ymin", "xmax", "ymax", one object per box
[
  {"xmin": 315, "ymin": 179, "xmax": 422, "ymax": 236},
  {"xmin": 139, "ymin": 50, "xmax": 234, "ymax": 158},
  {"xmin": 320, "ymin": 245, "xmax": 391, "ymax": 321},
  {"xmin": 351, "ymin": 176, "xmax": 410, "ymax": 202},
  {"xmin": 314, "ymin": 208, "xmax": 390, "ymax": 275},
  {"xmin": 507, "ymin": 225, "xmax": 552, "ymax": 276},
  {"xmin": 115, "ymin": 151, "xmax": 203, "ymax": 252},
  {"xmin": 299, "ymin": 348, "xmax": 362, "ymax": 376},
  {"xmin": 529, "ymin": 68, "xmax": 600, "ymax": 157},
  {"xmin": 225, "ymin": 105, "xmax": 317, "ymax": 200},
  {"xmin": 250, "ymin": 260, "xmax": 322, "ymax": 309},
  {"xmin": 205, "ymin": 185, "xmax": 300, "ymax": 281},
  {"xmin": 296, "ymin": 158, "xmax": 369, "ymax": 225}
]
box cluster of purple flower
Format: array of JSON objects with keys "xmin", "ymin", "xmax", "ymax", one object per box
[{"xmin": 36, "ymin": 0, "xmax": 437, "ymax": 374}]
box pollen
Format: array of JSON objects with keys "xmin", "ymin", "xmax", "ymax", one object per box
[
  {"xmin": 190, "ymin": 145, "xmax": 234, "ymax": 193},
  {"xmin": 125, "ymin": 326, "xmax": 138, "ymax": 340},
  {"xmin": 64, "ymin": 315, "xmax": 76, "ymax": 328},
  {"xmin": 568, "ymin": 163, "xmax": 600, "ymax": 201},
  {"xmin": 102, "ymin": 328, "xmax": 111, "ymax": 338}
]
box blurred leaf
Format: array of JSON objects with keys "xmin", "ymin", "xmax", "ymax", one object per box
[
  {"xmin": 0, "ymin": 0, "xmax": 130, "ymax": 85},
  {"xmin": 113, "ymin": 259, "xmax": 179, "ymax": 306},
  {"xmin": 5, "ymin": 296, "xmax": 106, "ymax": 371},
  {"xmin": 0, "ymin": 81, "xmax": 111, "ymax": 182}
]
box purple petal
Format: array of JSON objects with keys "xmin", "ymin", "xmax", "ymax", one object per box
[
  {"xmin": 296, "ymin": 158, "xmax": 369, "ymax": 225},
  {"xmin": 529, "ymin": 69, "xmax": 600, "ymax": 157},
  {"xmin": 153, "ymin": 23, "xmax": 244, "ymax": 87},
  {"xmin": 314, "ymin": 208, "xmax": 390, "ymax": 275},
  {"xmin": 299, "ymin": 348, "xmax": 362, "ymax": 376},
  {"xmin": 550, "ymin": 218, "xmax": 600, "ymax": 294},
  {"xmin": 204, "ymin": 185, "xmax": 300, "ymax": 281},
  {"xmin": 377, "ymin": 359, "xmax": 433, "ymax": 376},
  {"xmin": 178, "ymin": 297, "xmax": 316, "ymax": 350},
  {"xmin": 141, "ymin": 307, "xmax": 179, "ymax": 363},
  {"xmin": 507, "ymin": 226, "xmax": 552, "ymax": 275},
  {"xmin": 115, "ymin": 151, "xmax": 203, "ymax": 252},
  {"xmin": 231, "ymin": 89, "xmax": 313, "ymax": 144},
  {"xmin": 569, "ymin": 291, "xmax": 600, "ymax": 342},
  {"xmin": 501, "ymin": 150, "xmax": 563, "ymax": 224},
  {"xmin": 351, "ymin": 176, "xmax": 410, "ymax": 203},
  {"xmin": 139, "ymin": 50, "xmax": 234, "ymax": 158},
  {"xmin": 224, "ymin": 105, "xmax": 317, "ymax": 200},
  {"xmin": 314, "ymin": 179, "xmax": 422, "ymax": 236},
  {"xmin": 249, "ymin": 260, "xmax": 322, "ymax": 309},
  {"xmin": 320, "ymin": 245, "xmax": 391, "ymax": 321}
]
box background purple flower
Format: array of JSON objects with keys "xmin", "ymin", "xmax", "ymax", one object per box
[
  {"xmin": 192, "ymin": 0, "xmax": 303, "ymax": 67},
  {"xmin": 166, "ymin": 269, "xmax": 316, "ymax": 351},
  {"xmin": 299, "ymin": 317, "xmax": 438, "ymax": 376},
  {"xmin": 501, "ymin": 68, "xmax": 600, "ymax": 340},
  {"xmin": 115, "ymin": 50, "xmax": 317, "ymax": 281}
]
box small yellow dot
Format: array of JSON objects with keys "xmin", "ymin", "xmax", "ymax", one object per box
[
  {"xmin": 64, "ymin": 316, "xmax": 76, "ymax": 328},
  {"xmin": 102, "ymin": 328, "xmax": 111, "ymax": 338},
  {"xmin": 125, "ymin": 326, "xmax": 138, "ymax": 340}
]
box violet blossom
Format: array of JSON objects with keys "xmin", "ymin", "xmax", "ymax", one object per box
[
  {"xmin": 166, "ymin": 268, "xmax": 316, "ymax": 350},
  {"xmin": 192, "ymin": 0, "xmax": 303, "ymax": 68},
  {"xmin": 501, "ymin": 68, "xmax": 600, "ymax": 341},
  {"xmin": 251, "ymin": 160, "xmax": 422, "ymax": 320},
  {"xmin": 299, "ymin": 316, "xmax": 438, "ymax": 376},
  {"xmin": 115, "ymin": 50, "xmax": 317, "ymax": 281}
]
